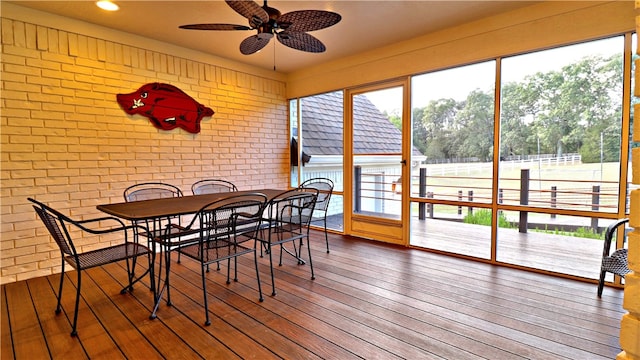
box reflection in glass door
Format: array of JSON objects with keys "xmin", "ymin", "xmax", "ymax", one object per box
[{"xmin": 347, "ymin": 83, "xmax": 407, "ymax": 244}]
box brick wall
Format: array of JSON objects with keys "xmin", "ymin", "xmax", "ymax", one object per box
[{"xmin": 0, "ymin": 17, "xmax": 288, "ymax": 284}]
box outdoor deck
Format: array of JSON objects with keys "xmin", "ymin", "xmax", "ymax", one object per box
[
  {"xmin": 410, "ymin": 217, "xmax": 612, "ymax": 280},
  {"xmin": 1, "ymin": 230, "xmax": 625, "ymax": 359},
  {"xmin": 320, "ymin": 214, "xmax": 613, "ymax": 280}
]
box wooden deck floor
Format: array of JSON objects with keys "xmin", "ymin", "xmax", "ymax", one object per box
[
  {"xmin": 1, "ymin": 231, "xmax": 625, "ymax": 359},
  {"xmin": 410, "ymin": 218, "xmax": 610, "ymax": 279}
]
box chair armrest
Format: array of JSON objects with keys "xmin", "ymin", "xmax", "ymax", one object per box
[{"xmin": 68, "ymin": 220, "xmax": 150, "ymax": 244}]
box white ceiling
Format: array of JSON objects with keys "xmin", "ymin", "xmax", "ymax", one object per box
[{"xmin": 7, "ymin": 1, "xmax": 539, "ymax": 73}]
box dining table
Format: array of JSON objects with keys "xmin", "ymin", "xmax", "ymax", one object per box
[
  {"xmin": 97, "ymin": 189, "xmax": 286, "ymax": 222},
  {"xmin": 96, "ymin": 188, "xmax": 287, "ymax": 319}
]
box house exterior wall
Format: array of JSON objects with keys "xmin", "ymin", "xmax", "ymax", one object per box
[{"xmin": 0, "ymin": 7, "xmax": 288, "ymax": 284}]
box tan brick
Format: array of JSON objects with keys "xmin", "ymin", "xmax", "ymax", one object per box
[
  {"xmin": 2, "ymin": 44, "xmax": 39, "ymax": 59},
  {"xmin": 1, "ymin": 53, "xmax": 26, "ymax": 65},
  {"xmin": 4, "ymin": 99, "xmax": 40, "ymax": 111},
  {"xmin": 40, "ymin": 51, "xmax": 74, "ymax": 64},
  {"xmin": 3, "ymin": 79, "xmax": 41, "ymax": 92},
  {"xmin": 1, "ymin": 18, "xmax": 14, "ymax": 45},
  {"xmin": 1, "ymin": 72, "xmax": 27, "ymax": 84},
  {"xmin": 26, "ymin": 58, "xmax": 60, "ymax": 71},
  {"xmin": 34, "ymin": 176, "xmax": 70, "ymax": 186},
  {"xmin": 27, "ymin": 92, "xmax": 64, "ymax": 103},
  {"xmin": 46, "ymin": 28, "xmax": 58, "ymax": 53},
  {"xmin": 61, "ymin": 63, "xmax": 92, "ymax": 76},
  {"xmin": 26, "ymin": 80, "xmax": 63, "ymax": 95}
]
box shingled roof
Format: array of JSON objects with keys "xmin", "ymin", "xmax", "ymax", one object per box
[{"xmin": 300, "ymin": 91, "xmax": 405, "ymax": 155}]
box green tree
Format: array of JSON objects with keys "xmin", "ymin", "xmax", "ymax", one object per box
[
  {"xmin": 413, "ymin": 51, "xmax": 624, "ymax": 163},
  {"xmin": 500, "ymin": 82, "xmax": 538, "ymax": 158},
  {"xmin": 420, "ymin": 98, "xmax": 459, "ymax": 160},
  {"xmin": 412, "ymin": 107, "xmax": 428, "ymax": 155},
  {"xmin": 456, "ymin": 89, "xmax": 495, "ymax": 161}
]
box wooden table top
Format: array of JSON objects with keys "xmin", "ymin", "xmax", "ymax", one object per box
[{"xmin": 97, "ymin": 189, "xmax": 286, "ymax": 220}]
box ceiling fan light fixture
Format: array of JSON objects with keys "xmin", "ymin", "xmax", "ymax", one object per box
[{"xmin": 96, "ymin": 0, "xmax": 119, "ymax": 11}]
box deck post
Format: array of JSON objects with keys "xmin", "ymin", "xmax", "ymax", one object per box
[
  {"xmin": 591, "ymin": 185, "xmax": 599, "ymax": 231},
  {"xmin": 419, "ymin": 168, "xmax": 426, "ymax": 220},
  {"xmin": 354, "ymin": 166, "xmax": 361, "ymax": 213},
  {"xmin": 550, "ymin": 186, "xmax": 557, "ymax": 219},
  {"xmin": 519, "ymin": 169, "xmax": 529, "ymax": 233}
]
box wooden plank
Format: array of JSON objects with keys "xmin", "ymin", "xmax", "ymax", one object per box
[
  {"xmin": 64, "ymin": 267, "xmax": 162, "ymax": 359},
  {"xmin": 1, "ymin": 284, "xmax": 15, "ymax": 360},
  {"xmin": 53, "ymin": 271, "xmax": 124, "ymax": 358},
  {"xmin": 95, "ymin": 263, "xmax": 241, "ymax": 359},
  {"xmin": 166, "ymin": 259, "xmax": 326, "ymax": 360},
  {"xmin": 3, "ymin": 281, "xmax": 49, "ymax": 359},
  {"xmin": 247, "ymin": 249, "xmax": 535, "ymax": 359},
  {"xmin": 171, "ymin": 253, "xmax": 385, "ymax": 360},
  {"xmin": 26, "ymin": 276, "xmax": 87, "ymax": 359},
  {"xmin": 410, "ymin": 218, "xmax": 604, "ymax": 279},
  {"xmin": 318, "ymin": 263, "xmax": 617, "ymax": 357},
  {"xmin": 208, "ymin": 261, "xmax": 406, "ymax": 359}
]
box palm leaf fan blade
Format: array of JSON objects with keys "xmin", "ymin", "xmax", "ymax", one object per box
[
  {"xmin": 179, "ymin": 24, "xmax": 251, "ymax": 30},
  {"xmin": 240, "ymin": 33, "xmax": 273, "ymax": 55},
  {"xmin": 278, "ymin": 10, "xmax": 341, "ymax": 32},
  {"xmin": 277, "ymin": 32, "xmax": 326, "ymax": 53}
]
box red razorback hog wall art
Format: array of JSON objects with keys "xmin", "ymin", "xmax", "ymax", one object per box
[{"xmin": 116, "ymin": 83, "xmax": 214, "ymax": 134}]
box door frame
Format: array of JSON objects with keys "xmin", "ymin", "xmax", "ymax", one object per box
[{"xmin": 344, "ymin": 78, "xmax": 411, "ymax": 245}]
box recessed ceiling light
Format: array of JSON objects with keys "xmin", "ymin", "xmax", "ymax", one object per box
[{"xmin": 96, "ymin": 1, "xmax": 119, "ymax": 11}]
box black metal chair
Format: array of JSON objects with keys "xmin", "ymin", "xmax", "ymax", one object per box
[
  {"xmin": 124, "ymin": 182, "xmax": 183, "ymax": 201},
  {"xmin": 170, "ymin": 193, "xmax": 267, "ymax": 325},
  {"xmin": 597, "ymin": 218, "xmax": 631, "ymax": 297},
  {"xmin": 191, "ymin": 179, "xmax": 238, "ymax": 271},
  {"xmin": 191, "ymin": 179, "xmax": 238, "ymax": 195},
  {"xmin": 123, "ymin": 182, "xmax": 191, "ymax": 307},
  {"xmin": 299, "ymin": 178, "xmax": 334, "ymax": 253},
  {"xmin": 255, "ymin": 188, "xmax": 318, "ymax": 296},
  {"xmin": 123, "ymin": 182, "xmax": 186, "ymax": 251},
  {"xmin": 28, "ymin": 198, "xmax": 152, "ymax": 336}
]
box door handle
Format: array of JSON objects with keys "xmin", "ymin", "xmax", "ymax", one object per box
[{"xmin": 400, "ymin": 160, "xmax": 407, "ymax": 165}]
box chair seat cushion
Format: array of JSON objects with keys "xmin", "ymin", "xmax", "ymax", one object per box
[{"xmin": 602, "ymin": 249, "xmax": 630, "ymax": 276}]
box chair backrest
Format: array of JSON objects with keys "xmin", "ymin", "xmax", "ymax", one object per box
[
  {"xmin": 190, "ymin": 193, "xmax": 267, "ymax": 241},
  {"xmin": 124, "ymin": 182, "xmax": 183, "ymax": 202},
  {"xmin": 602, "ymin": 218, "xmax": 629, "ymax": 257},
  {"xmin": 29, "ymin": 198, "xmax": 76, "ymax": 258},
  {"xmin": 266, "ymin": 189, "xmax": 318, "ymax": 228},
  {"xmin": 300, "ymin": 178, "xmax": 333, "ymax": 212},
  {"xmin": 191, "ymin": 179, "xmax": 238, "ymax": 195}
]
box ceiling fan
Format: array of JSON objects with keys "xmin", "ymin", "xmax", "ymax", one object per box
[{"xmin": 179, "ymin": 0, "xmax": 341, "ymax": 55}]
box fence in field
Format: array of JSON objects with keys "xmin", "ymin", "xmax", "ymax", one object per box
[{"xmin": 354, "ymin": 154, "xmax": 623, "ymax": 233}]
